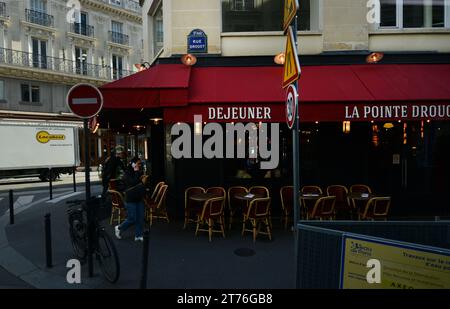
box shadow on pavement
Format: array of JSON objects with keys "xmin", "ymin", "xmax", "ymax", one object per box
[{"xmin": 4, "ymin": 197, "xmax": 296, "ymax": 289}]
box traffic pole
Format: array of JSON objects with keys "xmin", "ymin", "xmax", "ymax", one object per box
[
  {"xmin": 66, "ymin": 84, "xmax": 102, "ymax": 278},
  {"xmin": 73, "ymin": 166, "xmax": 77, "ymax": 192},
  {"xmin": 84, "ymin": 118, "xmax": 94, "ymax": 277},
  {"xmin": 9, "ymin": 190, "xmax": 14, "ymax": 225},
  {"xmin": 292, "ymin": 14, "xmax": 301, "ymax": 289},
  {"xmin": 44, "ymin": 213, "xmax": 53, "ymax": 268},
  {"xmin": 140, "ymin": 230, "xmax": 150, "ymax": 289},
  {"xmin": 84, "ymin": 120, "xmax": 91, "ymax": 200}
]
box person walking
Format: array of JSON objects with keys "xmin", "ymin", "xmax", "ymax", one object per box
[
  {"xmin": 114, "ymin": 157, "xmax": 147, "ymax": 241},
  {"xmin": 101, "ymin": 145, "xmax": 125, "ymax": 199}
]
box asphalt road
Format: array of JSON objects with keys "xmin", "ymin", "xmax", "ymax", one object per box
[{"xmin": 0, "ymin": 172, "xmax": 101, "ymax": 217}]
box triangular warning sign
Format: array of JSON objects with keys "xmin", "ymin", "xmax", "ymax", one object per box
[
  {"xmin": 282, "ymin": 26, "xmax": 301, "ymax": 88},
  {"xmin": 283, "ymin": 0, "xmax": 299, "ymax": 32}
]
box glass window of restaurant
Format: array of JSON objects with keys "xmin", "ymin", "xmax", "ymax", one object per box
[
  {"xmin": 169, "ymin": 121, "xmax": 450, "ymax": 219},
  {"xmin": 221, "ymin": 0, "xmax": 320, "ymax": 32},
  {"xmin": 295, "ymin": 121, "xmax": 450, "ymax": 218}
]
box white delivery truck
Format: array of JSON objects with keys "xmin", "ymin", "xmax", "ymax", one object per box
[{"xmin": 0, "ymin": 122, "xmax": 81, "ymax": 181}]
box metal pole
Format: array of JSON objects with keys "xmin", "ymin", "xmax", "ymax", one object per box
[
  {"xmin": 84, "ymin": 119, "xmax": 94, "ymax": 277},
  {"xmin": 49, "ymin": 168, "xmax": 53, "ymax": 200},
  {"xmin": 292, "ymin": 15, "xmax": 301, "ymax": 289},
  {"xmin": 73, "ymin": 166, "xmax": 77, "ymax": 192},
  {"xmin": 9, "ymin": 190, "xmax": 14, "ymax": 225},
  {"xmin": 84, "ymin": 120, "xmax": 91, "ymax": 200},
  {"xmin": 140, "ymin": 230, "xmax": 150, "ymax": 289},
  {"xmin": 44, "ymin": 213, "xmax": 53, "ymax": 268}
]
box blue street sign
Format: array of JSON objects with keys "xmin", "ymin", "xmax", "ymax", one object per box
[{"xmin": 187, "ymin": 29, "xmax": 208, "ymax": 54}]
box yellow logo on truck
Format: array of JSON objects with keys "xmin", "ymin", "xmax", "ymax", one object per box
[{"xmin": 36, "ymin": 131, "xmax": 66, "ymax": 144}]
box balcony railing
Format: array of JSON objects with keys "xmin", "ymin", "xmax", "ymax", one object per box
[
  {"xmin": 70, "ymin": 23, "xmax": 95, "ymax": 38},
  {"xmin": 100, "ymin": 0, "xmax": 142, "ymax": 14},
  {"xmin": 126, "ymin": 0, "xmax": 141, "ymax": 13},
  {"xmin": 25, "ymin": 9, "xmax": 54, "ymax": 27},
  {"xmin": 0, "ymin": 2, "xmax": 7, "ymax": 18},
  {"xmin": 108, "ymin": 31, "xmax": 129, "ymax": 45},
  {"xmin": 0, "ymin": 47, "xmax": 133, "ymax": 80}
]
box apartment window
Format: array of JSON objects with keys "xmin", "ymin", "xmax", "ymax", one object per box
[
  {"xmin": 111, "ymin": 21, "xmax": 127, "ymax": 44},
  {"xmin": 74, "ymin": 12, "xmax": 89, "ymax": 36},
  {"xmin": 112, "ymin": 55, "xmax": 123, "ymax": 80},
  {"xmin": 153, "ymin": 4, "xmax": 163, "ymax": 57},
  {"xmin": 32, "ymin": 85, "xmax": 40, "ymax": 102},
  {"xmin": 21, "ymin": 84, "xmax": 40, "ymax": 103},
  {"xmin": 222, "ymin": 0, "xmax": 316, "ymax": 32},
  {"xmin": 0, "ymin": 80, "xmax": 4, "ymax": 101},
  {"xmin": 380, "ymin": 0, "xmax": 448, "ymax": 28},
  {"xmin": 75, "ymin": 47, "xmax": 88, "ymax": 75},
  {"xmin": 32, "ymin": 38, "xmax": 47, "ymax": 69},
  {"xmin": 30, "ymin": 0, "xmax": 46, "ymax": 13},
  {"xmin": 112, "ymin": 21, "xmax": 123, "ymax": 34}
]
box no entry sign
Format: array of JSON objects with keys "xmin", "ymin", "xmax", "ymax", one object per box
[
  {"xmin": 67, "ymin": 83, "xmax": 103, "ymax": 119},
  {"xmin": 286, "ymin": 84, "xmax": 298, "ymax": 129}
]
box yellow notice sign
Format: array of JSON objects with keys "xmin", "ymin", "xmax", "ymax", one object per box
[
  {"xmin": 283, "ymin": 0, "xmax": 299, "ymax": 32},
  {"xmin": 282, "ymin": 26, "xmax": 301, "ymax": 88},
  {"xmin": 341, "ymin": 236, "xmax": 450, "ymax": 289}
]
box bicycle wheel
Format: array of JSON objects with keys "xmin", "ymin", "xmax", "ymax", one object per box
[
  {"xmin": 96, "ymin": 229, "xmax": 120, "ymax": 283},
  {"xmin": 68, "ymin": 211, "xmax": 87, "ymax": 260}
]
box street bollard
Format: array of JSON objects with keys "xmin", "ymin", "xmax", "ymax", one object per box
[
  {"xmin": 49, "ymin": 169, "xmax": 53, "ymax": 200},
  {"xmin": 139, "ymin": 230, "xmax": 150, "ymax": 289},
  {"xmin": 9, "ymin": 190, "xmax": 14, "ymax": 225},
  {"xmin": 73, "ymin": 166, "xmax": 77, "ymax": 192},
  {"xmin": 44, "ymin": 213, "xmax": 53, "ymax": 268}
]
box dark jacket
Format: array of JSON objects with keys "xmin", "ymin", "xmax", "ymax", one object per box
[
  {"xmin": 103, "ymin": 156, "xmax": 125, "ymax": 181},
  {"xmin": 122, "ymin": 169, "xmax": 146, "ymax": 203}
]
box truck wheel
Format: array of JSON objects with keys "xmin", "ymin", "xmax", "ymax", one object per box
[
  {"xmin": 39, "ymin": 170, "xmax": 58, "ymax": 182},
  {"xmin": 50, "ymin": 171, "xmax": 59, "ymax": 182},
  {"xmin": 39, "ymin": 171, "xmax": 49, "ymax": 182}
]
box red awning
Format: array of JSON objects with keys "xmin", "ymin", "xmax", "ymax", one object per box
[
  {"xmin": 188, "ymin": 67, "xmax": 284, "ymax": 103},
  {"xmin": 101, "ymin": 64, "xmax": 191, "ymax": 108},
  {"xmin": 101, "ymin": 63, "xmax": 450, "ymax": 122},
  {"xmin": 187, "ymin": 64, "xmax": 450, "ymax": 104},
  {"xmin": 352, "ymin": 64, "xmax": 450, "ymax": 101}
]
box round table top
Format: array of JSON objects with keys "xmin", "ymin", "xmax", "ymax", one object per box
[
  {"xmin": 299, "ymin": 193, "xmax": 323, "ymax": 200},
  {"xmin": 348, "ymin": 193, "xmax": 374, "ymax": 200},
  {"xmin": 234, "ymin": 193, "xmax": 265, "ymax": 201}
]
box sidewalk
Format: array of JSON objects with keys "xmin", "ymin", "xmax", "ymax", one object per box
[
  {"xmin": 0, "ymin": 187, "xmax": 295, "ymax": 289},
  {"xmin": 0, "ymin": 266, "xmax": 33, "ymax": 289}
]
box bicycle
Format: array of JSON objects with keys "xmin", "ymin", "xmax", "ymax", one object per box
[{"xmin": 67, "ymin": 198, "xmax": 120, "ymax": 283}]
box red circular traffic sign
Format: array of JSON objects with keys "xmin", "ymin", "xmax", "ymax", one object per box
[
  {"xmin": 66, "ymin": 83, "xmax": 103, "ymax": 119},
  {"xmin": 286, "ymin": 85, "xmax": 298, "ymax": 129}
]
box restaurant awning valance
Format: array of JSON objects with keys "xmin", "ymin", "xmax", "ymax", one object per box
[{"xmin": 101, "ymin": 63, "xmax": 450, "ymax": 122}]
